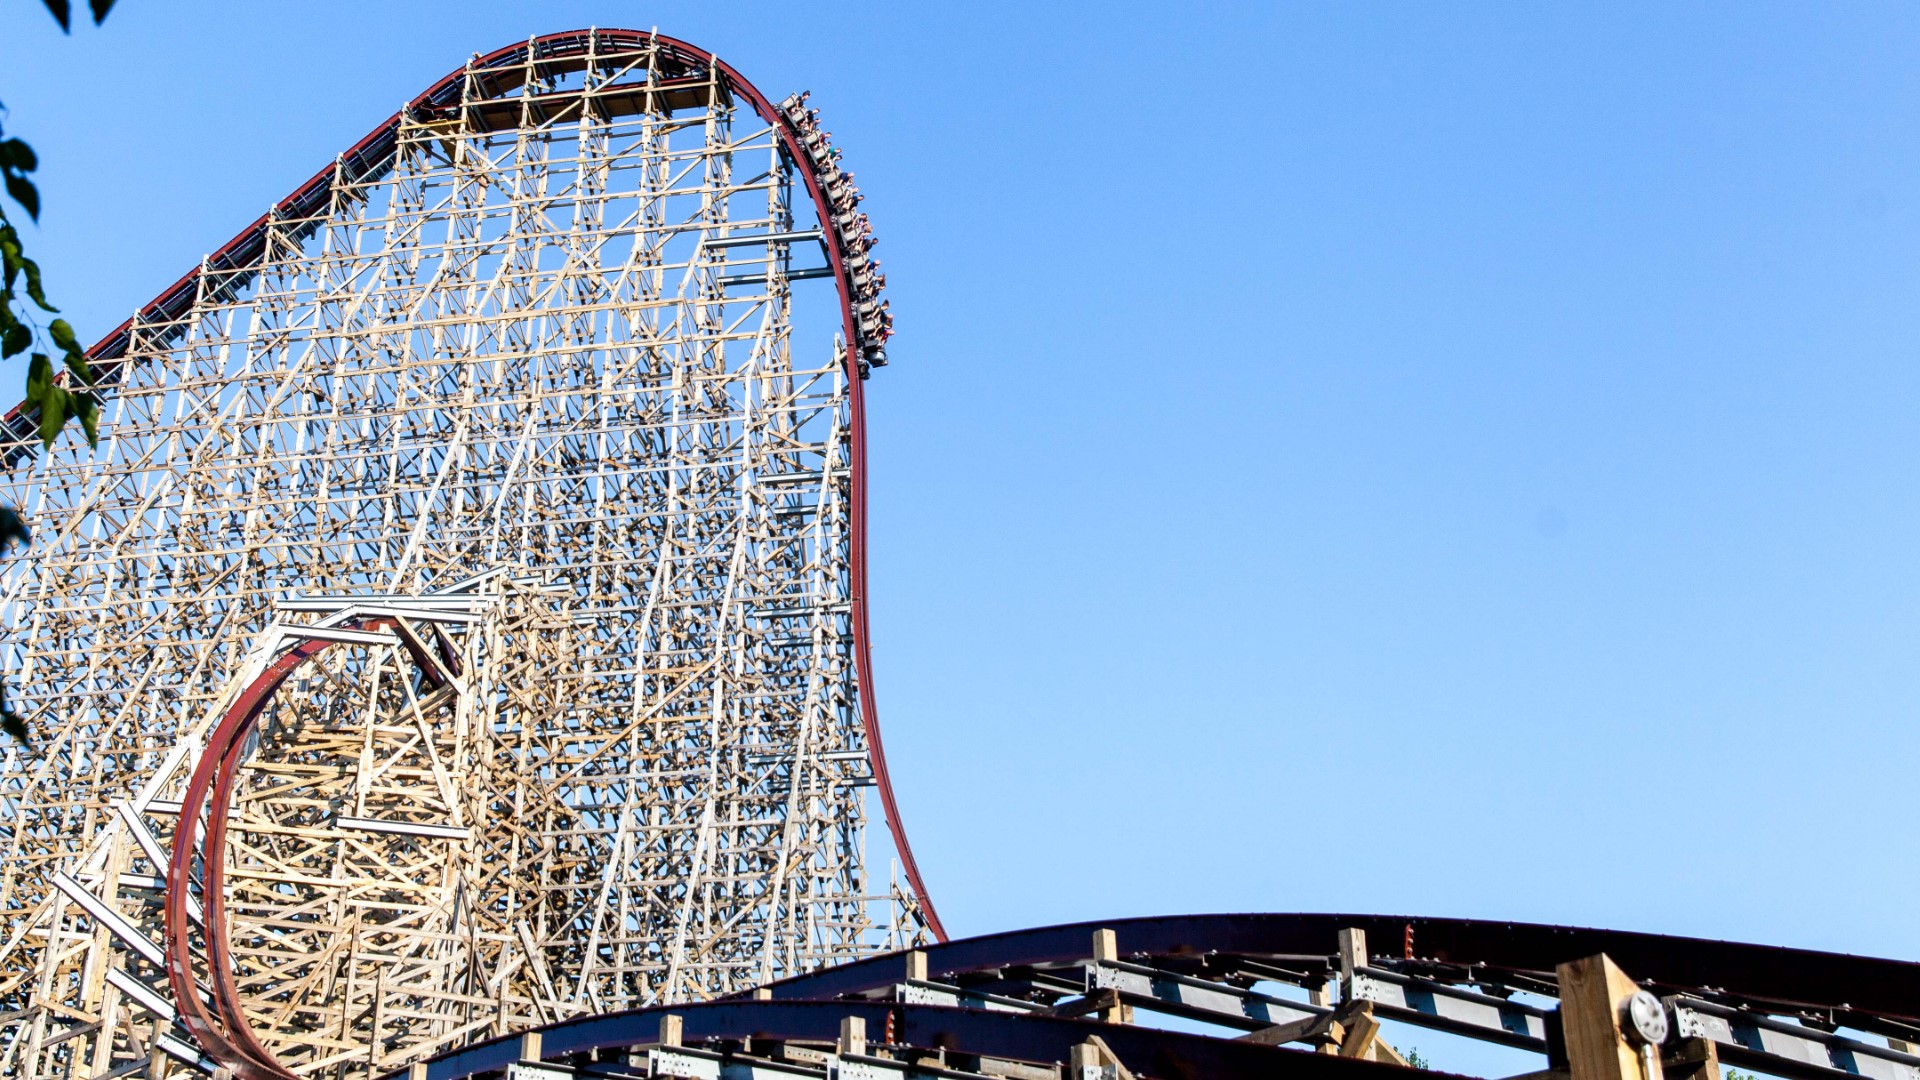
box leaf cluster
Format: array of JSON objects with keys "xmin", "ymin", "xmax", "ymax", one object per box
[
  {"xmin": 0, "ymin": 132, "xmax": 97, "ymax": 449},
  {"xmin": 0, "ymin": 0, "xmax": 123, "ymax": 751},
  {"xmin": 38, "ymin": 0, "xmax": 115, "ymax": 32}
]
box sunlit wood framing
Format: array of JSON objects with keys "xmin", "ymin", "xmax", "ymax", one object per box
[{"xmin": 0, "ymin": 33, "xmax": 925, "ymax": 1079}]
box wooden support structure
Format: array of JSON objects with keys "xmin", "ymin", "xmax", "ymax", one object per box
[
  {"xmin": 1090, "ymin": 929, "xmax": 1134, "ymax": 1025},
  {"xmin": 1558, "ymin": 954, "xmax": 1665, "ymax": 1080},
  {"xmin": 1238, "ymin": 998, "xmax": 1405, "ymax": 1065},
  {"xmin": 1338, "ymin": 1007, "xmax": 1383, "ymax": 1061},
  {"xmin": 1070, "ymin": 1036, "xmax": 1137, "ymax": 1080},
  {"xmin": 1661, "ymin": 1037, "xmax": 1720, "ymax": 1080},
  {"xmin": 0, "ymin": 30, "xmax": 927, "ymax": 1080},
  {"xmin": 839, "ymin": 1016, "xmax": 867, "ymax": 1057},
  {"xmin": 1338, "ymin": 927, "xmax": 1368, "ymax": 1002}
]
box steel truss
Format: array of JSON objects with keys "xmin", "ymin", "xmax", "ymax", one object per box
[
  {"xmin": 0, "ymin": 29, "xmax": 935, "ymax": 1080},
  {"xmin": 417, "ymin": 913, "xmax": 1920, "ymax": 1080}
]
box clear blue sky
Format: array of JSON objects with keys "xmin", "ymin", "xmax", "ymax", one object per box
[{"xmin": 4, "ymin": 1, "xmax": 1919, "ymax": 974}]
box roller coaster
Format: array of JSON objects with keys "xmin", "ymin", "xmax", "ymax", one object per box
[{"xmin": 0, "ymin": 26, "xmax": 1906, "ymax": 1080}]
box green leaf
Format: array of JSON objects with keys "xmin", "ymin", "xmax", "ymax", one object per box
[
  {"xmin": 0, "ymin": 139, "xmax": 38, "ymax": 174},
  {"xmin": 37, "ymin": 385, "xmax": 66, "ymax": 448},
  {"xmin": 2, "ymin": 323, "xmax": 27, "ymax": 359},
  {"xmin": 19, "ymin": 253, "xmax": 54, "ymax": 312},
  {"xmin": 0, "ymin": 506, "xmax": 28, "ymax": 550},
  {"xmin": 89, "ymin": 0, "xmax": 115, "ymax": 24},
  {"xmin": 25, "ymin": 353, "xmax": 50, "ymax": 400},
  {"xmin": 47, "ymin": 318, "xmax": 76, "ymax": 351},
  {"xmin": 0, "ymin": 237, "xmax": 21, "ymax": 293},
  {"xmin": 4, "ymin": 175, "xmax": 38, "ymax": 223},
  {"xmin": 40, "ymin": 0, "xmax": 71, "ymax": 32},
  {"xmin": 63, "ymin": 349, "xmax": 93, "ymax": 387},
  {"xmin": 0, "ymin": 707, "xmax": 29, "ymax": 749},
  {"xmin": 75, "ymin": 396, "xmax": 98, "ymax": 448}
]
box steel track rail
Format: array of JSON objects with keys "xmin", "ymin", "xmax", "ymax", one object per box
[
  {"xmin": 373, "ymin": 914, "xmax": 1920, "ymax": 1080},
  {"xmin": 747, "ymin": 913, "xmax": 1920, "ymax": 1024},
  {"xmin": 165, "ymin": 618, "xmax": 456, "ymax": 1080},
  {"xmin": 400, "ymin": 998, "xmax": 1441, "ymax": 1080},
  {"xmin": 380, "ymin": 914, "xmax": 1920, "ymax": 1080}
]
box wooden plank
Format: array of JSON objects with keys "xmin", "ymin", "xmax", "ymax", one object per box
[{"xmin": 1559, "ymin": 954, "xmax": 1662, "ymax": 1080}]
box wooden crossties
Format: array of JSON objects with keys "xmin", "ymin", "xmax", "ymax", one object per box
[{"xmin": 0, "ymin": 33, "xmax": 924, "ymax": 1080}]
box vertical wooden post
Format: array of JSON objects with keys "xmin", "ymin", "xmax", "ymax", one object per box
[
  {"xmin": 144, "ymin": 1018, "xmax": 168, "ymax": 1080},
  {"xmin": 1070, "ymin": 1042, "xmax": 1102, "ymax": 1080},
  {"xmin": 1307, "ymin": 980, "xmax": 1338, "ymax": 1054},
  {"xmin": 1075, "ymin": 1036, "xmax": 1137, "ymax": 1080},
  {"xmin": 370, "ymin": 965, "xmax": 386, "ymax": 1072},
  {"xmin": 409, "ymin": 1062, "xmax": 430, "ymax": 1080},
  {"xmin": 1559, "ymin": 954, "xmax": 1663, "ymax": 1080},
  {"xmin": 1091, "ymin": 929, "xmax": 1132, "ymax": 1024},
  {"xmin": 905, "ymin": 949, "xmax": 928, "ymax": 982},
  {"xmin": 518, "ymin": 1030, "xmax": 543, "ymax": 1063},
  {"xmin": 88, "ymin": 974, "xmax": 120, "ymax": 1078},
  {"xmin": 1333, "ymin": 925, "xmax": 1370, "ymax": 1055},
  {"xmin": 659, "ymin": 1013, "xmax": 684, "ymax": 1048},
  {"xmin": 839, "ymin": 1016, "xmax": 867, "ymax": 1057},
  {"xmin": 1337, "ymin": 927, "xmax": 1368, "ymax": 1001}
]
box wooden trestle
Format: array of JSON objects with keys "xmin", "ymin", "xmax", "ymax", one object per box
[{"xmin": 0, "ymin": 30, "xmax": 926, "ymax": 1079}]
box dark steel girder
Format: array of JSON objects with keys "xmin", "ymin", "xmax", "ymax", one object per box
[
  {"xmin": 406, "ymin": 999, "xmax": 1448, "ymax": 1080},
  {"xmin": 749, "ymin": 914, "xmax": 1920, "ymax": 1025}
]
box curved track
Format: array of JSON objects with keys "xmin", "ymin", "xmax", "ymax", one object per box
[
  {"xmin": 408, "ymin": 913, "xmax": 1920, "ymax": 1080},
  {"xmin": 418, "ymin": 997, "xmax": 1430, "ymax": 1080},
  {"xmin": 751, "ymin": 912, "xmax": 1920, "ymax": 1022},
  {"xmin": 165, "ymin": 619, "xmax": 460, "ymax": 1078}
]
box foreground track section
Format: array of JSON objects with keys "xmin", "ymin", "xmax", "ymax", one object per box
[
  {"xmin": 0, "ymin": 29, "xmax": 937, "ymax": 1080},
  {"xmin": 414, "ymin": 914, "xmax": 1920, "ymax": 1080}
]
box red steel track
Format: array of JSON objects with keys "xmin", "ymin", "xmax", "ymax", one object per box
[
  {"xmin": 18, "ymin": 28, "xmax": 949, "ymax": 1080},
  {"xmin": 164, "ymin": 620, "xmax": 454, "ymax": 1079}
]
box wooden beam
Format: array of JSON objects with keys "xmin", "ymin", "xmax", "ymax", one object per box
[
  {"xmin": 1091, "ymin": 930, "xmax": 1132, "ymax": 1024},
  {"xmin": 1559, "ymin": 954, "xmax": 1663, "ymax": 1080},
  {"xmin": 1339, "ymin": 1009, "xmax": 1382, "ymax": 1060},
  {"xmin": 839, "ymin": 1016, "xmax": 867, "ymax": 1057},
  {"xmin": 1662, "ymin": 1036, "xmax": 1720, "ymax": 1080}
]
